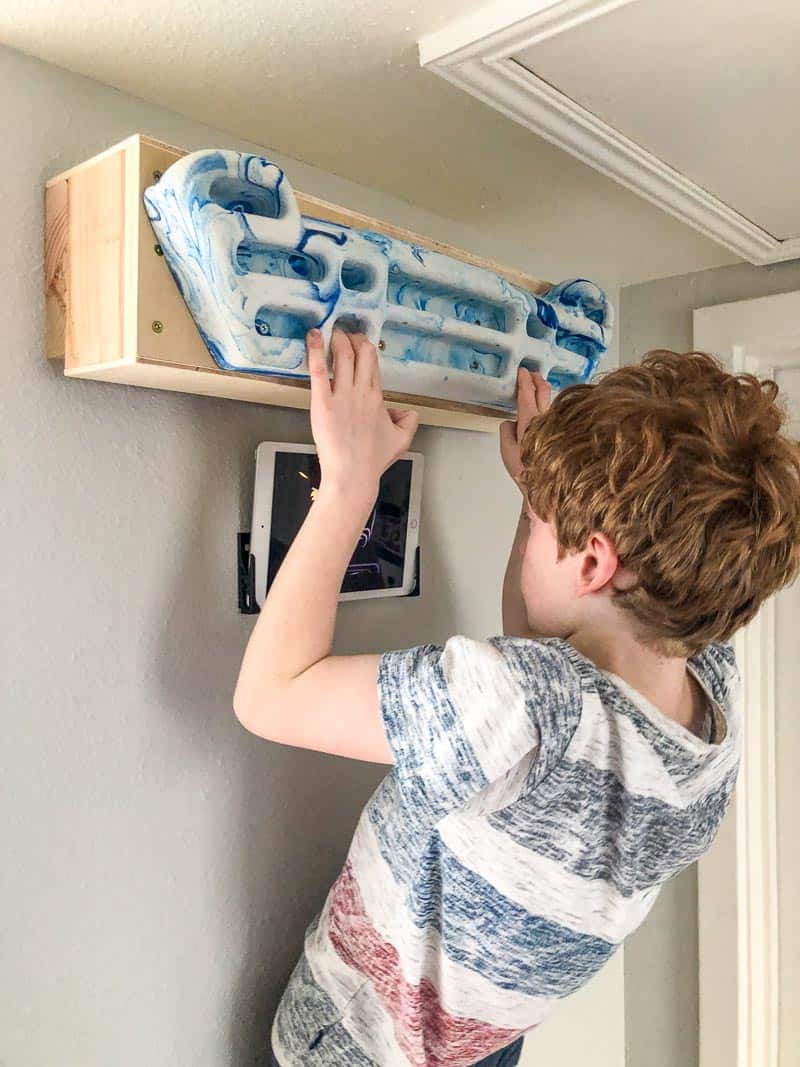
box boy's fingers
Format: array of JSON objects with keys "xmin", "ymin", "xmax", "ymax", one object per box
[
  {"xmin": 526, "ymin": 371, "xmax": 550, "ymax": 411},
  {"xmin": 517, "ymin": 367, "xmax": 551, "ymax": 415},
  {"xmin": 351, "ymin": 332, "xmax": 379, "ymax": 389},
  {"xmin": 516, "ymin": 369, "xmax": 537, "ymax": 421},
  {"xmin": 532, "ymin": 371, "xmax": 552, "ymax": 411},
  {"xmin": 330, "ymin": 328, "xmax": 355, "ymax": 389},
  {"xmin": 306, "ymin": 329, "xmax": 331, "ymax": 397}
]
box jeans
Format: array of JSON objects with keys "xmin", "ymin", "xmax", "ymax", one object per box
[{"xmin": 269, "ymin": 1034, "xmax": 524, "ymax": 1066}]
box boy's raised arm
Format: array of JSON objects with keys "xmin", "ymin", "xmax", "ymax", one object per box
[
  {"xmin": 499, "ymin": 367, "xmax": 551, "ymax": 640},
  {"xmin": 232, "ymin": 328, "xmax": 418, "ymax": 763},
  {"xmin": 503, "ymin": 498, "xmax": 537, "ymax": 639}
]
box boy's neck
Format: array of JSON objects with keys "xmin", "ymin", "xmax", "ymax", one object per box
[{"xmin": 564, "ymin": 628, "xmax": 707, "ymax": 737}]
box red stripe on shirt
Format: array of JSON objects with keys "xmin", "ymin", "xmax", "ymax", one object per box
[{"xmin": 326, "ymin": 860, "xmax": 533, "ymax": 1067}]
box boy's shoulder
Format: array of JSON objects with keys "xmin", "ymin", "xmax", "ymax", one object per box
[
  {"xmin": 445, "ymin": 633, "xmax": 592, "ymax": 733},
  {"xmin": 689, "ymin": 639, "xmax": 742, "ymax": 734},
  {"xmin": 690, "ymin": 639, "xmax": 739, "ymax": 689},
  {"xmin": 443, "ymin": 633, "xmax": 586, "ymax": 714}
]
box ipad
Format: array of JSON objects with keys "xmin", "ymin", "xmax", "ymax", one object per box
[{"xmin": 250, "ymin": 442, "xmax": 424, "ymax": 606}]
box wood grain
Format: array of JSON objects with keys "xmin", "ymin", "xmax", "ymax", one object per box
[
  {"xmin": 44, "ymin": 179, "xmax": 68, "ymax": 359},
  {"xmin": 66, "ymin": 150, "xmax": 126, "ymax": 369}
]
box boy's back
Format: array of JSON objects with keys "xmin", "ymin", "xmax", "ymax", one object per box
[{"xmin": 270, "ymin": 632, "xmax": 741, "ymax": 1066}]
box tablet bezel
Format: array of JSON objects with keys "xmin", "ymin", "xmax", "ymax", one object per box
[{"xmin": 250, "ymin": 442, "xmax": 424, "ymax": 607}]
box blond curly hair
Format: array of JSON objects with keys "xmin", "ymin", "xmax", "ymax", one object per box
[{"xmin": 518, "ymin": 349, "xmax": 800, "ymax": 657}]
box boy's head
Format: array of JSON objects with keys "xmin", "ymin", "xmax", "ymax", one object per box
[{"xmin": 516, "ymin": 350, "xmax": 800, "ymax": 658}]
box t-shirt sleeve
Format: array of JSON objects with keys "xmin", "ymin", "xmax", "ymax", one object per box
[
  {"xmin": 376, "ymin": 634, "xmax": 581, "ymax": 825},
  {"xmin": 703, "ymin": 640, "xmax": 742, "ymax": 724}
]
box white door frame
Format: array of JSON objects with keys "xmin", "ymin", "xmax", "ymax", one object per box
[{"xmin": 693, "ymin": 291, "xmax": 800, "ymax": 1067}]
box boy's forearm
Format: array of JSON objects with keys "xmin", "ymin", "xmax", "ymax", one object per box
[
  {"xmin": 502, "ymin": 497, "xmax": 535, "ymax": 638},
  {"xmin": 234, "ymin": 480, "xmax": 378, "ymax": 710}
]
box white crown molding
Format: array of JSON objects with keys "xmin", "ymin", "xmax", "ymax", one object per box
[{"xmin": 420, "ymin": 0, "xmax": 800, "ymax": 265}]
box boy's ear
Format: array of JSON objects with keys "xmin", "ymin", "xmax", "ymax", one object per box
[{"xmin": 577, "ymin": 531, "xmax": 634, "ymax": 594}]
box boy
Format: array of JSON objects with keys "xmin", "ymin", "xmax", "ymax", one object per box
[{"xmin": 233, "ymin": 329, "xmax": 800, "ymax": 1066}]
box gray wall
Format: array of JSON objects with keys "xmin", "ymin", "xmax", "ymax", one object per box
[
  {"xmin": 620, "ymin": 255, "xmax": 800, "ymax": 1067},
  {"xmin": 12, "ymin": 32, "xmax": 798, "ymax": 1067},
  {"xmin": 0, "ymin": 44, "xmax": 621, "ymax": 1066}
]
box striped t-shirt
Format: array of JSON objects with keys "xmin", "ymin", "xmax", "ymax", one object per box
[{"xmin": 270, "ymin": 634, "xmax": 741, "ymax": 1066}]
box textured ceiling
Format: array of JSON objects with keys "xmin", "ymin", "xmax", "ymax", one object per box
[{"xmin": 2, "ymin": 0, "xmax": 741, "ymax": 286}]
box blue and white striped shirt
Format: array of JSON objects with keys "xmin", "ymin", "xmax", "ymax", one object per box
[{"xmin": 271, "ymin": 635, "xmax": 740, "ymax": 1065}]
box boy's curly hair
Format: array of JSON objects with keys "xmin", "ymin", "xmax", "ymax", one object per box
[{"xmin": 518, "ymin": 350, "xmax": 800, "ymax": 657}]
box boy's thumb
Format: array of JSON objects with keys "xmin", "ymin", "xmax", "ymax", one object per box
[
  {"xmin": 389, "ymin": 407, "xmax": 419, "ymax": 445},
  {"xmin": 499, "ymin": 420, "xmax": 517, "ymax": 447}
]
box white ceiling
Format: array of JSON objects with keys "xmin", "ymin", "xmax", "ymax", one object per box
[
  {"xmin": 2, "ymin": 0, "xmax": 757, "ymax": 287},
  {"xmin": 514, "ymin": 0, "xmax": 800, "ymax": 240}
]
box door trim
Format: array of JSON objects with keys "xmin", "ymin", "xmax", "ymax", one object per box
[{"xmin": 693, "ymin": 296, "xmax": 800, "ymax": 1067}]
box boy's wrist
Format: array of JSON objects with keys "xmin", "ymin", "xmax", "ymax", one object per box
[{"xmin": 316, "ymin": 477, "xmax": 379, "ymax": 517}]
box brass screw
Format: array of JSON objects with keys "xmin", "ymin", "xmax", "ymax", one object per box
[
  {"xmin": 153, "ymin": 170, "xmax": 162, "ymax": 181},
  {"xmin": 151, "ymin": 320, "xmax": 164, "ymax": 333},
  {"xmin": 154, "ymin": 244, "xmax": 164, "ymax": 256},
  {"xmin": 378, "ymin": 339, "xmax": 386, "ymax": 351}
]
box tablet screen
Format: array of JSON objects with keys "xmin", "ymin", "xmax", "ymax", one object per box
[{"xmin": 266, "ymin": 451, "xmax": 414, "ymax": 595}]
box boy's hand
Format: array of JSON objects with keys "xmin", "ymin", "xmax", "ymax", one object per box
[
  {"xmin": 306, "ymin": 328, "xmax": 419, "ymax": 500},
  {"xmin": 499, "ymin": 366, "xmax": 552, "ymax": 489}
]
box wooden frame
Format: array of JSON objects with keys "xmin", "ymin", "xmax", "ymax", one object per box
[
  {"xmin": 694, "ymin": 292, "xmax": 800, "ymax": 1067},
  {"xmin": 420, "ymin": 0, "xmax": 799, "ymax": 265},
  {"xmin": 44, "ymin": 133, "xmax": 553, "ymax": 433}
]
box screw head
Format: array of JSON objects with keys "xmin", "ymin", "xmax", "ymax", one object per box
[
  {"xmin": 378, "ymin": 339, "xmax": 386, "ymax": 351},
  {"xmin": 153, "ymin": 170, "xmax": 162, "ymax": 181},
  {"xmin": 154, "ymin": 243, "xmax": 164, "ymax": 256},
  {"xmin": 151, "ymin": 320, "xmax": 164, "ymax": 334}
]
